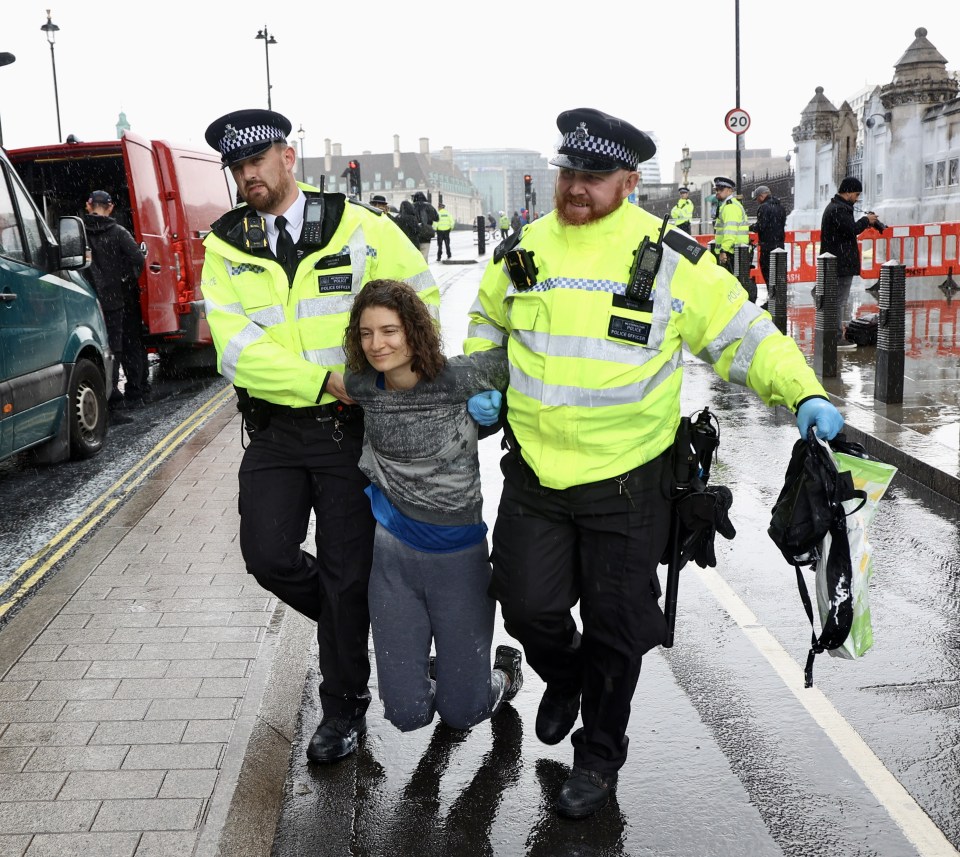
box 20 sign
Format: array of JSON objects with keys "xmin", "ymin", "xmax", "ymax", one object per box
[{"xmin": 725, "ymin": 108, "xmax": 751, "ymax": 135}]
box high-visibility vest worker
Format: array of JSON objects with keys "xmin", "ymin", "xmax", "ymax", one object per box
[
  {"xmin": 499, "ymin": 213, "xmax": 511, "ymax": 231},
  {"xmin": 435, "ymin": 207, "xmax": 455, "ymax": 232},
  {"xmin": 713, "ymin": 175, "xmax": 750, "ymax": 257},
  {"xmin": 670, "ymin": 187, "xmax": 694, "ymax": 233}
]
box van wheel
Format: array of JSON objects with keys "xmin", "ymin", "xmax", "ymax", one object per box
[{"xmin": 69, "ymin": 359, "xmax": 107, "ymax": 459}]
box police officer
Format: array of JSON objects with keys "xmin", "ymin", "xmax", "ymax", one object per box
[
  {"xmin": 434, "ymin": 201, "xmax": 455, "ymax": 261},
  {"xmin": 201, "ymin": 109, "xmax": 439, "ymax": 763},
  {"xmin": 670, "ymin": 186, "xmax": 694, "ymax": 233},
  {"xmin": 713, "ymin": 175, "xmax": 750, "ymax": 276},
  {"xmin": 464, "ymin": 107, "xmax": 844, "ymax": 819}
]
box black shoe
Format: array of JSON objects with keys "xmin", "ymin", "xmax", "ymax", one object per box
[
  {"xmin": 556, "ymin": 766, "xmax": 618, "ymax": 819},
  {"xmin": 493, "ymin": 645, "xmax": 523, "ymax": 701},
  {"xmin": 535, "ymin": 686, "xmax": 580, "ymax": 745},
  {"xmin": 306, "ymin": 715, "xmax": 366, "ymax": 763}
]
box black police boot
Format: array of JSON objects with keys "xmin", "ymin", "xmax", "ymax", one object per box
[
  {"xmin": 306, "ymin": 714, "xmax": 366, "ymax": 763},
  {"xmin": 493, "ymin": 645, "xmax": 524, "ymax": 701},
  {"xmin": 556, "ymin": 766, "xmax": 618, "ymax": 819},
  {"xmin": 535, "ymin": 685, "xmax": 580, "ymax": 745}
]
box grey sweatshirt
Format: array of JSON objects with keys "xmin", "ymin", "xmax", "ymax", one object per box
[{"xmin": 344, "ymin": 350, "xmax": 508, "ymax": 526}]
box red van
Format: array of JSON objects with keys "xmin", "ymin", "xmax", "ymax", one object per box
[{"xmin": 8, "ymin": 132, "xmax": 234, "ymax": 373}]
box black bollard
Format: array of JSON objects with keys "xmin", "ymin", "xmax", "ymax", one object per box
[
  {"xmin": 734, "ymin": 244, "xmax": 756, "ymax": 302},
  {"xmin": 476, "ymin": 215, "xmax": 486, "ymax": 257},
  {"xmin": 768, "ymin": 248, "xmax": 788, "ymax": 334},
  {"xmin": 874, "ymin": 260, "xmax": 906, "ymax": 403},
  {"xmin": 813, "ymin": 252, "xmax": 838, "ymax": 378}
]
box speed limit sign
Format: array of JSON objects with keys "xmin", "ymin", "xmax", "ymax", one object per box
[{"xmin": 725, "ymin": 108, "xmax": 751, "ymax": 135}]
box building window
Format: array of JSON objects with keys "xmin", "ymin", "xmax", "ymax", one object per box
[
  {"xmin": 924, "ymin": 163, "xmax": 934, "ymax": 189},
  {"xmin": 405, "ymin": 178, "xmax": 415, "ymax": 189},
  {"xmin": 949, "ymin": 158, "xmax": 959, "ymax": 186},
  {"xmin": 375, "ymin": 172, "xmax": 382, "ymax": 181},
  {"xmin": 935, "ymin": 161, "xmax": 946, "ymax": 188},
  {"xmin": 385, "ymin": 180, "xmax": 393, "ymax": 190},
  {"xmin": 397, "ymin": 171, "xmax": 404, "ymax": 180}
]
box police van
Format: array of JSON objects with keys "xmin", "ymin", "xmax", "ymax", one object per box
[{"xmin": 0, "ymin": 146, "xmax": 112, "ymax": 465}]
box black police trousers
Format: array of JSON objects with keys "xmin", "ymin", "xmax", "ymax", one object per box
[
  {"xmin": 238, "ymin": 411, "xmax": 375, "ymax": 721},
  {"xmin": 491, "ymin": 448, "xmax": 671, "ymax": 774}
]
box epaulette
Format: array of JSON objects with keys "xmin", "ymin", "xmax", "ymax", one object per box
[
  {"xmin": 493, "ymin": 228, "xmax": 523, "ymax": 264},
  {"xmin": 348, "ymin": 198, "xmax": 382, "ymax": 216},
  {"xmin": 664, "ymin": 228, "xmax": 710, "ymax": 266}
]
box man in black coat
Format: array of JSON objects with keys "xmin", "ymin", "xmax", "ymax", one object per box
[
  {"xmin": 820, "ymin": 177, "xmax": 885, "ymax": 340},
  {"xmin": 83, "ymin": 190, "xmax": 147, "ymax": 408},
  {"xmin": 751, "ymin": 185, "xmax": 786, "ymax": 285}
]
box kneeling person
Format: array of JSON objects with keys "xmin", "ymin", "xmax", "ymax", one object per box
[{"xmin": 344, "ymin": 279, "xmax": 523, "ymax": 731}]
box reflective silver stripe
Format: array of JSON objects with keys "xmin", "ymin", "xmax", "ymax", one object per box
[
  {"xmin": 206, "ymin": 298, "xmax": 244, "ymax": 315},
  {"xmin": 729, "ymin": 317, "xmax": 779, "ymax": 385},
  {"xmin": 298, "ymin": 293, "xmax": 355, "ymax": 319},
  {"xmin": 303, "ymin": 345, "xmax": 346, "ymax": 366},
  {"xmin": 468, "ymin": 320, "xmax": 507, "ymax": 347},
  {"xmin": 248, "ymin": 306, "xmax": 285, "ymax": 327},
  {"xmin": 405, "ymin": 269, "xmax": 437, "ymax": 294},
  {"xmin": 647, "ymin": 250, "xmax": 680, "ymax": 349},
  {"xmin": 347, "ymin": 228, "xmax": 368, "ymax": 288},
  {"xmin": 510, "ymin": 352, "xmax": 680, "ymax": 408},
  {"xmin": 512, "ymin": 329, "xmax": 660, "ymax": 367},
  {"xmin": 221, "ymin": 322, "xmax": 266, "ymax": 381},
  {"xmin": 697, "ymin": 300, "xmax": 763, "ymax": 365}
]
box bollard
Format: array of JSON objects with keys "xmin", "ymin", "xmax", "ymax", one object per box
[
  {"xmin": 874, "ymin": 259, "xmax": 906, "ymax": 403},
  {"xmin": 734, "ymin": 244, "xmax": 756, "ymax": 302},
  {"xmin": 476, "ymin": 215, "xmax": 486, "ymax": 256},
  {"xmin": 768, "ymin": 248, "xmax": 788, "ymax": 334},
  {"xmin": 813, "ymin": 252, "xmax": 838, "ymax": 378}
]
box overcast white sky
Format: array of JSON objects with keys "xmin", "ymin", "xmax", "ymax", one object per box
[{"xmin": 2, "ymin": 1, "xmax": 956, "ymax": 182}]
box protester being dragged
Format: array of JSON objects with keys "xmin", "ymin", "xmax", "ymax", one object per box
[{"xmin": 343, "ymin": 278, "xmax": 523, "ymax": 734}]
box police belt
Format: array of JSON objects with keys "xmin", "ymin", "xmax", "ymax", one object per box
[{"xmin": 258, "ymin": 400, "xmax": 362, "ymax": 422}]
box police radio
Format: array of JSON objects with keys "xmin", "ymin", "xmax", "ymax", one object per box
[
  {"xmin": 241, "ymin": 214, "xmax": 268, "ymax": 251},
  {"xmin": 302, "ymin": 198, "xmax": 325, "ymax": 245},
  {"xmin": 626, "ymin": 215, "xmax": 669, "ymax": 302}
]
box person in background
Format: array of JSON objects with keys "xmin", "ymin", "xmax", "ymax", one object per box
[
  {"xmin": 411, "ymin": 191, "xmax": 438, "ymax": 262},
  {"xmin": 670, "ymin": 186, "xmax": 694, "ymax": 234},
  {"xmin": 83, "ymin": 190, "xmax": 147, "ymax": 413},
  {"xmin": 498, "ymin": 211, "xmax": 510, "ymax": 239},
  {"xmin": 464, "ymin": 106, "xmax": 844, "ymax": 820},
  {"xmin": 712, "ymin": 176, "xmax": 750, "ymax": 276},
  {"xmin": 510, "ymin": 211, "xmax": 522, "ymax": 233},
  {"xmin": 820, "ymin": 176, "xmax": 885, "ymax": 344},
  {"xmin": 343, "ymin": 278, "xmax": 523, "ymax": 734},
  {"xmin": 201, "ymin": 108, "xmax": 439, "ymax": 765},
  {"xmin": 434, "ymin": 202, "xmax": 455, "ymax": 262},
  {"xmin": 751, "ymin": 185, "xmax": 786, "ymax": 287}
]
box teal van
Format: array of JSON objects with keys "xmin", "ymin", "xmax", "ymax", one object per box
[{"xmin": 0, "ymin": 146, "xmax": 113, "ymax": 464}]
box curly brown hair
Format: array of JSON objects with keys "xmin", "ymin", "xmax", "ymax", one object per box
[{"xmin": 344, "ymin": 279, "xmax": 446, "ymax": 381}]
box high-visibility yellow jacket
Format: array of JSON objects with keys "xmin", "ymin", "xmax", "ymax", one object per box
[
  {"xmin": 671, "ymin": 197, "xmax": 694, "ymax": 225},
  {"xmin": 715, "ymin": 195, "xmax": 750, "ymax": 252},
  {"xmin": 202, "ymin": 188, "xmax": 439, "ymax": 408},
  {"xmin": 435, "ymin": 209, "xmax": 455, "ymax": 232},
  {"xmin": 464, "ymin": 201, "xmax": 826, "ymax": 489},
  {"xmin": 499, "ymin": 214, "xmax": 511, "ymax": 231}
]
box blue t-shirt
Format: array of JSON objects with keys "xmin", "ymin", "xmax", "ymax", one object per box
[{"xmin": 365, "ymin": 484, "xmax": 487, "ymax": 554}]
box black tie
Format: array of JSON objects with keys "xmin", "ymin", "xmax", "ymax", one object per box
[{"xmin": 274, "ymin": 215, "xmax": 296, "ymax": 282}]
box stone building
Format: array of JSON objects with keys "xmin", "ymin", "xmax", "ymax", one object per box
[{"xmin": 789, "ymin": 27, "xmax": 960, "ymax": 229}]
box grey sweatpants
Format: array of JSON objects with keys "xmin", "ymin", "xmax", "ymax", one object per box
[{"xmin": 368, "ymin": 524, "xmax": 500, "ymax": 731}]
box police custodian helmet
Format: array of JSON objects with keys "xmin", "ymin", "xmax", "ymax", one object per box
[
  {"xmin": 549, "ymin": 107, "xmax": 656, "ymax": 174},
  {"xmin": 204, "ymin": 109, "xmax": 293, "ymax": 167}
]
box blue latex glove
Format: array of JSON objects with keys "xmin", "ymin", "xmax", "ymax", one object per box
[
  {"xmin": 467, "ymin": 390, "xmax": 502, "ymax": 426},
  {"xmin": 796, "ymin": 398, "xmax": 844, "ymax": 440}
]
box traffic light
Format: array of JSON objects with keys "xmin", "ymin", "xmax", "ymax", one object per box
[
  {"xmin": 523, "ymin": 174, "xmax": 533, "ymax": 199},
  {"xmin": 342, "ymin": 160, "xmax": 361, "ymax": 198}
]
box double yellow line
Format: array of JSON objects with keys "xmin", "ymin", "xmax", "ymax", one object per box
[{"xmin": 0, "ymin": 384, "xmax": 234, "ymax": 621}]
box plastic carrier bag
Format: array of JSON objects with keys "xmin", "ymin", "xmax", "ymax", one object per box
[{"xmin": 816, "ymin": 441, "xmax": 897, "ymax": 662}]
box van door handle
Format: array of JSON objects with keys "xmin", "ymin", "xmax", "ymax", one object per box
[
  {"xmin": 1, "ymin": 290, "xmax": 17, "ymax": 303},
  {"xmin": 149, "ymin": 263, "xmax": 163, "ymax": 273}
]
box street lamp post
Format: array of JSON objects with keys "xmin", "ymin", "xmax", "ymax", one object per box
[
  {"xmin": 681, "ymin": 145, "xmax": 692, "ymax": 187},
  {"xmin": 40, "ymin": 10, "xmax": 62, "ymax": 143},
  {"xmin": 254, "ymin": 25, "xmax": 277, "ymax": 110},
  {"xmin": 297, "ymin": 124, "xmax": 305, "ymax": 182}
]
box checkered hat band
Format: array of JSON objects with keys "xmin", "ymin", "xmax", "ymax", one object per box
[
  {"xmin": 220, "ymin": 124, "xmax": 287, "ymax": 157},
  {"xmin": 559, "ymin": 131, "xmax": 638, "ymax": 168}
]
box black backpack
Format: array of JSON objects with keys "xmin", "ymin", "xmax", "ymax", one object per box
[
  {"xmin": 768, "ymin": 430, "xmax": 867, "ymax": 686},
  {"xmin": 415, "ymin": 202, "xmax": 435, "ymax": 241},
  {"xmin": 845, "ymin": 313, "xmax": 879, "ymax": 346}
]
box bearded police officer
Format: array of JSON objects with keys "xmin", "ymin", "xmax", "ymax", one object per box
[
  {"xmin": 201, "ymin": 109, "xmax": 439, "ymax": 763},
  {"xmin": 464, "ymin": 107, "xmax": 843, "ymax": 818}
]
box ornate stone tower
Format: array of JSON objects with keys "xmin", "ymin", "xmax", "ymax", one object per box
[
  {"xmin": 115, "ymin": 110, "xmax": 130, "ymax": 139},
  {"xmin": 789, "ymin": 87, "xmax": 838, "ymax": 228}
]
